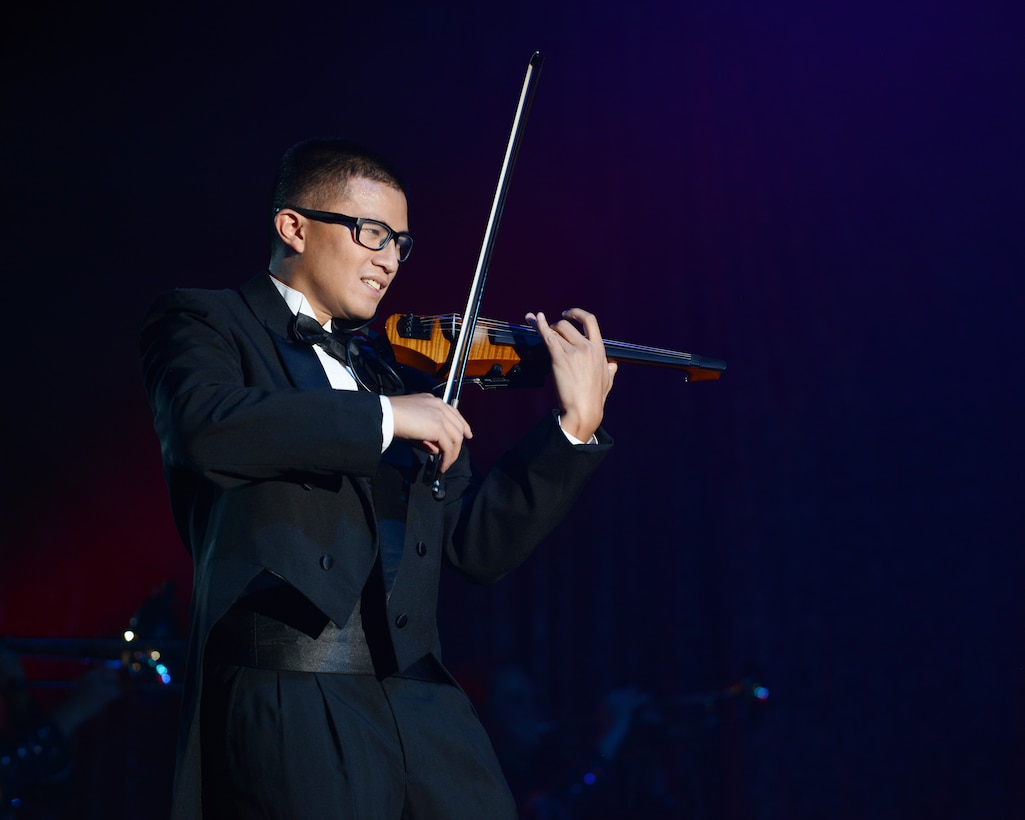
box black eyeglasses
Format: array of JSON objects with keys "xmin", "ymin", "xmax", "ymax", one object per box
[{"xmin": 278, "ymin": 206, "xmax": 413, "ymax": 262}]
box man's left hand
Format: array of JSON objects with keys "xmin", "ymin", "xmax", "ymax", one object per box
[{"xmin": 527, "ymin": 308, "xmax": 617, "ymax": 442}]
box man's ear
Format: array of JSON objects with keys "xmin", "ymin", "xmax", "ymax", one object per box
[{"xmin": 274, "ymin": 209, "xmax": 305, "ymax": 253}]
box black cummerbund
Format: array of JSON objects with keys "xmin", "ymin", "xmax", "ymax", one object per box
[
  {"xmin": 205, "ymin": 584, "xmax": 446, "ymax": 682},
  {"xmin": 206, "ymin": 585, "xmax": 375, "ymax": 674}
]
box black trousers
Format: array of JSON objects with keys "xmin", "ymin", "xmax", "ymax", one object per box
[{"xmin": 200, "ymin": 664, "xmax": 517, "ymax": 819}]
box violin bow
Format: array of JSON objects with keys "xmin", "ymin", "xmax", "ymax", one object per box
[{"xmin": 430, "ymin": 51, "xmax": 545, "ymax": 499}]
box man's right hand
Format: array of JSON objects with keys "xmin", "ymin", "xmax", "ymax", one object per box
[{"xmin": 389, "ymin": 393, "xmax": 473, "ymax": 474}]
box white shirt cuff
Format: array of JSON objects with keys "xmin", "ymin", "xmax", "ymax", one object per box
[
  {"xmin": 557, "ymin": 414, "xmax": 598, "ymax": 445},
  {"xmin": 380, "ymin": 396, "xmax": 394, "ymax": 452}
]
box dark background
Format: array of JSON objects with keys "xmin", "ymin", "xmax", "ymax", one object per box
[{"xmin": 2, "ymin": 1, "xmax": 1022, "ymax": 817}]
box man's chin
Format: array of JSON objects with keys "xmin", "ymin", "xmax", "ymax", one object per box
[{"xmin": 334, "ymin": 309, "xmax": 377, "ymax": 333}]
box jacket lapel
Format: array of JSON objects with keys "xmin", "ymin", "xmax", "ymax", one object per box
[
  {"xmin": 240, "ymin": 273, "xmax": 330, "ymax": 390},
  {"xmin": 238, "ymin": 272, "xmax": 375, "ymax": 513}
]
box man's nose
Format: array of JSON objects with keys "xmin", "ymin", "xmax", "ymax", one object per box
[{"xmin": 375, "ymin": 238, "xmax": 401, "ymax": 272}]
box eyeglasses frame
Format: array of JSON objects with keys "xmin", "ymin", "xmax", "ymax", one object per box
[{"xmin": 275, "ymin": 205, "xmax": 413, "ymax": 262}]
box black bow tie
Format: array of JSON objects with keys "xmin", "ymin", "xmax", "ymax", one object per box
[{"xmin": 291, "ymin": 313, "xmax": 403, "ymax": 395}]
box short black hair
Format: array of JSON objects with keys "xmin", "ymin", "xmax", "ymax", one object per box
[{"xmin": 270, "ymin": 139, "xmax": 406, "ymax": 252}]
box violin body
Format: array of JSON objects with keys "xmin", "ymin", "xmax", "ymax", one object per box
[{"xmin": 385, "ymin": 313, "xmax": 726, "ymax": 390}]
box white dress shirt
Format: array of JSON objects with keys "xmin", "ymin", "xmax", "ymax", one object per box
[{"xmin": 270, "ymin": 275, "xmax": 395, "ymax": 451}]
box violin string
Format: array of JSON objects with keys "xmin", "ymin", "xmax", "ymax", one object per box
[
  {"xmin": 476, "ymin": 318, "xmax": 692, "ymax": 360},
  {"xmin": 407, "ymin": 314, "xmax": 692, "ymax": 362}
]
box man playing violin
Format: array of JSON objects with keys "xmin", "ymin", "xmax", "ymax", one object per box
[{"xmin": 140, "ymin": 138, "xmax": 616, "ymax": 819}]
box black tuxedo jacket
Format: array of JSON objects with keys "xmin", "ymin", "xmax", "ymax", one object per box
[{"xmin": 140, "ymin": 273, "xmax": 612, "ymax": 818}]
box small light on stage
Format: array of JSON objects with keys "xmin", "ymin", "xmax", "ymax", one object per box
[
  {"xmin": 160, "ymin": 672, "xmax": 172, "ymax": 685},
  {"xmin": 753, "ymin": 685, "xmax": 769, "ymax": 701},
  {"xmin": 123, "ymin": 630, "xmax": 136, "ymax": 642},
  {"xmin": 150, "ymin": 650, "xmax": 161, "ymax": 660},
  {"xmin": 583, "ymin": 772, "xmax": 597, "ymax": 786}
]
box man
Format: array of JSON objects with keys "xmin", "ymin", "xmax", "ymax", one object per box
[{"xmin": 140, "ymin": 138, "xmax": 616, "ymax": 819}]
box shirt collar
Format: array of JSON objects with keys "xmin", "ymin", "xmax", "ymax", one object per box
[{"xmin": 268, "ymin": 274, "xmax": 329, "ymax": 330}]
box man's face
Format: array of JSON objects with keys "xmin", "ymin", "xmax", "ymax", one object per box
[{"xmin": 283, "ymin": 176, "xmax": 408, "ymax": 324}]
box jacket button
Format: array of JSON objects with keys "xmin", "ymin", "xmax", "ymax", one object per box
[
  {"xmin": 416, "ymin": 541, "xmax": 427, "ymax": 557},
  {"xmin": 395, "ymin": 613, "xmax": 408, "ymax": 628},
  {"xmin": 319, "ymin": 554, "xmax": 334, "ymax": 570}
]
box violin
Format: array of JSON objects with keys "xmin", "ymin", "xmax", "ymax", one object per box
[{"xmin": 385, "ymin": 313, "xmax": 726, "ymax": 390}]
